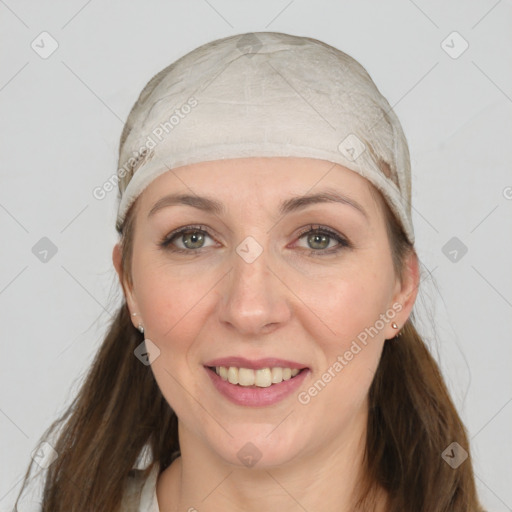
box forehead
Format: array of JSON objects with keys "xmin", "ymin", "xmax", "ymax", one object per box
[{"xmin": 139, "ymin": 157, "xmax": 378, "ymax": 211}]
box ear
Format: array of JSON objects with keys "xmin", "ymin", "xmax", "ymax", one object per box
[
  {"xmin": 112, "ymin": 242, "xmax": 140, "ymax": 330},
  {"xmin": 386, "ymin": 249, "xmax": 420, "ymax": 337}
]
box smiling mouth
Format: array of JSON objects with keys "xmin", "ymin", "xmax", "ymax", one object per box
[{"xmin": 207, "ymin": 366, "xmax": 307, "ymax": 387}]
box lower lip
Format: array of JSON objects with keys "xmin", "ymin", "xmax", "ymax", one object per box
[{"xmin": 205, "ymin": 367, "xmax": 310, "ymax": 407}]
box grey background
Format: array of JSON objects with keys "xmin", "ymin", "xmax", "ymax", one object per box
[{"xmin": 1, "ymin": 0, "xmax": 511, "ymax": 510}]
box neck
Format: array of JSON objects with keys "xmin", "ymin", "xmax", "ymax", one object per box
[{"xmin": 156, "ymin": 405, "xmax": 386, "ymax": 512}]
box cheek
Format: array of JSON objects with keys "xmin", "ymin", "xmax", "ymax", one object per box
[
  {"xmin": 304, "ymin": 268, "xmax": 393, "ymax": 349},
  {"xmin": 297, "ymin": 270, "xmax": 390, "ymax": 407},
  {"xmin": 133, "ymin": 256, "xmax": 218, "ymax": 345},
  {"xmin": 134, "ymin": 264, "xmax": 217, "ymax": 424}
]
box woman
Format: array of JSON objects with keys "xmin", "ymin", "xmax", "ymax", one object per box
[{"xmin": 15, "ymin": 31, "xmax": 486, "ymax": 511}]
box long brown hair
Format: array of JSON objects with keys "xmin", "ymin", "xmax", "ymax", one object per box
[{"xmin": 12, "ymin": 181, "xmax": 486, "ymax": 511}]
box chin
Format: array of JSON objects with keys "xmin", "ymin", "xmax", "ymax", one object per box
[{"xmin": 207, "ymin": 425, "xmax": 308, "ymax": 470}]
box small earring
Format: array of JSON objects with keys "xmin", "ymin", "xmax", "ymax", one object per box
[
  {"xmin": 132, "ymin": 312, "xmax": 144, "ymax": 334},
  {"xmin": 391, "ymin": 322, "xmax": 402, "ymax": 339}
]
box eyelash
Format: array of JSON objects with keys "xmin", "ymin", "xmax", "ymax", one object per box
[{"xmin": 158, "ymin": 224, "xmax": 352, "ymax": 256}]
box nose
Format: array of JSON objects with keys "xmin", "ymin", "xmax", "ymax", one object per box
[{"xmin": 217, "ymin": 241, "xmax": 292, "ymax": 336}]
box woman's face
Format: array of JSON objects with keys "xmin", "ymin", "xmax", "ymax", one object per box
[{"xmin": 114, "ymin": 156, "xmax": 418, "ymax": 468}]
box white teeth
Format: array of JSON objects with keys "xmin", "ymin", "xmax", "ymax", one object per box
[
  {"xmin": 271, "ymin": 367, "xmax": 283, "ymax": 383},
  {"xmin": 255, "ymin": 368, "xmax": 272, "ymax": 387},
  {"xmin": 214, "ymin": 366, "xmax": 303, "ymax": 387},
  {"xmin": 227, "ymin": 366, "xmax": 239, "ymax": 385},
  {"xmin": 238, "ymin": 368, "xmax": 255, "ymax": 386}
]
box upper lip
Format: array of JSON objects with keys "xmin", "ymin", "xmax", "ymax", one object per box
[{"xmin": 204, "ymin": 357, "xmax": 308, "ymax": 370}]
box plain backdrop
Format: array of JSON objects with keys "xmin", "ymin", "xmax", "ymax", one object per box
[{"xmin": 1, "ymin": 1, "xmax": 511, "ymax": 510}]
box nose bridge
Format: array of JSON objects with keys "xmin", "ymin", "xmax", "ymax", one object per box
[{"xmin": 219, "ymin": 234, "xmax": 290, "ymax": 334}]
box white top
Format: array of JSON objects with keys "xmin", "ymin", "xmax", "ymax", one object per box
[
  {"xmin": 139, "ymin": 465, "xmax": 160, "ymax": 512},
  {"xmin": 122, "ymin": 464, "xmax": 161, "ymax": 512}
]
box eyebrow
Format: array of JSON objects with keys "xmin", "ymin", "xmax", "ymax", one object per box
[{"xmin": 148, "ymin": 188, "xmax": 369, "ymax": 220}]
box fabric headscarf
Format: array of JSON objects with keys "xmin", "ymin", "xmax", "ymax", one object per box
[{"xmin": 115, "ymin": 31, "xmax": 415, "ymax": 244}]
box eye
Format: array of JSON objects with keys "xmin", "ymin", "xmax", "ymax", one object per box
[
  {"xmin": 159, "ymin": 225, "xmax": 217, "ymax": 253},
  {"xmin": 294, "ymin": 225, "xmax": 351, "ymax": 255}
]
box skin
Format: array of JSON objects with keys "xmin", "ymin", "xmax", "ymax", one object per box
[{"xmin": 113, "ymin": 156, "xmax": 419, "ymax": 512}]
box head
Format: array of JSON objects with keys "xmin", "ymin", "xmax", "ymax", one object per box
[{"xmin": 112, "ymin": 32, "xmax": 418, "ymax": 470}]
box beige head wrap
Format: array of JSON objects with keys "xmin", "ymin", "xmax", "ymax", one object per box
[{"xmin": 115, "ymin": 31, "xmax": 414, "ymax": 244}]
